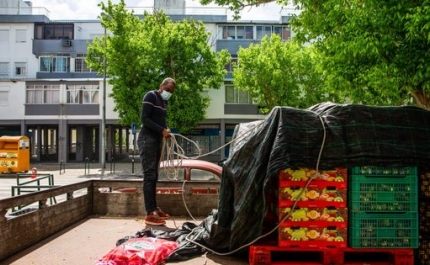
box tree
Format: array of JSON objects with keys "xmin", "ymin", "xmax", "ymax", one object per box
[
  {"xmin": 233, "ymin": 35, "xmax": 334, "ymax": 113},
  {"xmin": 289, "ymin": 0, "xmax": 428, "ymax": 108},
  {"xmin": 200, "ymin": 0, "xmax": 430, "ymax": 109},
  {"xmin": 87, "ymin": 0, "xmax": 230, "ymax": 132}
]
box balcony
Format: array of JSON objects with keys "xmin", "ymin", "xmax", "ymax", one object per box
[
  {"xmin": 33, "ymin": 39, "xmax": 91, "ymax": 56},
  {"xmin": 224, "ymin": 104, "xmax": 259, "ymax": 115},
  {"xmin": 216, "ymin": 39, "xmax": 261, "ymax": 54}
]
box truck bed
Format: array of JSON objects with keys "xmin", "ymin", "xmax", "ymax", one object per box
[
  {"xmin": 0, "ymin": 216, "xmax": 248, "ymax": 265},
  {"xmin": 0, "ymin": 177, "xmax": 247, "ymax": 265}
]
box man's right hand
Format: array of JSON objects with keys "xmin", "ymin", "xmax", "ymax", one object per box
[{"xmin": 162, "ymin": 128, "xmax": 172, "ymax": 139}]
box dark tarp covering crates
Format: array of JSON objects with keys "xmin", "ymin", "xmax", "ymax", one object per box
[{"xmin": 111, "ymin": 102, "xmax": 430, "ymax": 263}]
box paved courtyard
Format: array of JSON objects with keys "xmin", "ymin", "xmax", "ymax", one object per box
[{"xmin": 0, "ymin": 162, "xmax": 249, "ymax": 265}]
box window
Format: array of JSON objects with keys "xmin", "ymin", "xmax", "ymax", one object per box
[
  {"xmin": 159, "ymin": 168, "xmax": 185, "ymax": 181},
  {"xmin": 34, "ymin": 24, "xmax": 74, "ymax": 40},
  {"xmin": 237, "ymin": 26, "xmax": 253, "ymax": 39},
  {"xmin": 0, "ymin": 87, "xmax": 9, "ymax": 105},
  {"xmin": 39, "ymin": 57, "xmax": 51, "ymax": 72},
  {"xmin": 245, "ymin": 26, "xmax": 254, "ymax": 39},
  {"xmin": 190, "ymin": 169, "xmax": 219, "ymax": 181},
  {"xmin": 53, "ymin": 57, "xmax": 68, "ymax": 72},
  {"xmin": 66, "ymin": 84, "xmax": 99, "ymax": 104},
  {"xmin": 16, "ymin": 29, "xmax": 26, "ymax": 42},
  {"xmin": 209, "ymin": 135, "xmax": 221, "ymax": 156},
  {"xmin": 175, "ymin": 127, "xmax": 221, "ymax": 156},
  {"xmin": 236, "ymin": 26, "xmax": 247, "ymax": 39},
  {"xmin": 75, "ymin": 54, "xmax": 91, "ymax": 73},
  {"xmin": 0, "ymin": 62, "xmax": 9, "ymax": 76},
  {"xmin": 39, "ymin": 56, "xmax": 70, "ymax": 73},
  {"xmin": 256, "ymin": 26, "xmax": 272, "ymax": 40},
  {"xmin": 222, "ymin": 26, "xmax": 236, "ymax": 39},
  {"xmin": 26, "ymin": 84, "xmax": 60, "ymax": 104},
  {"xmin": 220, "ymin": 25, "xmax": 253, "ymax": 40},
  {"xmin": 0, "ymin": 30, "xmax": 9, "ymax": 41},
  {"xmin": 224, "ymin": 56, "xmax": 237, "ymax": 72},
  {"xmin": 236, "ymin": 26, "xmax": 254, "ymax": 40},
  {"xmin": 15, "ymin": 62, "xmax": 27, "ymax": 76},
  {"xmin": 225, "ymin": 83, "xmax": 252, "ymax": 104},
  {"xmin": 273, "ymin": 26, "xmax": 291, "ymax": 40}
]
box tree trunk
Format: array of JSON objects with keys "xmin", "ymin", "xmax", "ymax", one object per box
[{"xmin": 410, "ymin": 88, "xmax": 430, "ymax": 111}]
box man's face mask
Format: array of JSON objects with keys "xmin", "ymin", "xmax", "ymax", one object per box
[{"xmin": 160, "ymin": 90, "xmax": 172, "ymax": 101}]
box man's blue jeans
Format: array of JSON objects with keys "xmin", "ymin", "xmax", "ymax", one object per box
[{"xmin": 138, "ymin": 133, "xmax": 162, "ymax": 214}]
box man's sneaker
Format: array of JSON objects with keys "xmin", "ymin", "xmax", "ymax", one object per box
[
  {"xmin": 145, "ymin": 212, "xmax": 166, "ymax": 226},
  {"xmin": 155, "ymin": 207, "xmax": 170, "ymax": 220}
]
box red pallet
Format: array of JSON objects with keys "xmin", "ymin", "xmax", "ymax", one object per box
[{"xmin": 249, "ymin": 244, "xmax": 414, "ymax": 265}]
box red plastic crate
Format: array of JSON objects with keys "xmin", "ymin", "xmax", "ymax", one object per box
[
  {"xmin": 278, "ymin": 223, "xmax": 347, "ymax": 248},
  {"xmin": 278, "ymin": 200, "xmax": 347, "ymax": 209},
  {"xmin": 278, "ymin": 205, "xmax": 348, "ymax": 225},
  {"xmin": 278, "ymin": 183, "xmax": 347, "ymax": 207},
  {"xmin": 279, "ymin": 179, "xmax": 347, "ymax": 189},
  {"xmin": 279, "ymin": 167, "xmax": 348, "ymax": 182}
]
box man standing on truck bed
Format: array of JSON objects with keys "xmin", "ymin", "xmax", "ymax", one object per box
[{"xmin": 138, "ymin": 77, "xmax": 176, "ymax": 226}]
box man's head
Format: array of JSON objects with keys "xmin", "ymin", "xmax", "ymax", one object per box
[{"xmin": 158, "ymin": 77, "xmax": 176, "ymax": 101}]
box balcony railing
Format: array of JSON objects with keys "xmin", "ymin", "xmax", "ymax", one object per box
[
  {"xmin": 126, "ymin": 6, "xmax": 228, "ymax": 16},
  {"xmin": 0, "ymin": 7, "xmax": 50, "ymax": 17}
]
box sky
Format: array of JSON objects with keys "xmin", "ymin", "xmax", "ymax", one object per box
[{"xmin": 28, "ymin": 0, "xmax": 297, "ymax": 21}]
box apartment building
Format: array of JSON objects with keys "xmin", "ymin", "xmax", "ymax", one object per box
[{"xmin": 0, "ymin": 0, "xmax": 291, "ymax": 164}]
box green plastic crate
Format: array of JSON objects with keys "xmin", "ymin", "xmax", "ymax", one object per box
[
  {"xmin": 349, "ymin": 212, "xmax": 419, "ymax": 248},
  {"xmin": 351, "ymin": 166, "xmax": 417, "ymax": 176},
  {"xmin": 349, "ymin": 175, "xmax": 418, "ymax": 212}
]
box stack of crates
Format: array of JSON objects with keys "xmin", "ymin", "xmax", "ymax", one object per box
[
  {"xmin": 348, "ymin": 166, "xmax": 419, "ymax": 249},
  {"xmin": 277, "ymin": 167, "xmax": 348, "ymax": 248},
  {"xmin": 419, "ymin": 170, "xmax": 430, "ymax": 264}
]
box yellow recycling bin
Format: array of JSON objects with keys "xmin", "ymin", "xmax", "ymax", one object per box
[{"xmin": 0, "ymin": 135, "xmax": 30, "ymax": 173}]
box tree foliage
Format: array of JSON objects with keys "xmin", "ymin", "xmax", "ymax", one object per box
[
  {"xmin": 290, "ymin": 0, "xmax": 429, "ymax": 108},
  {"xmin": 233, "ymin": 35, "xmax": 334, "ymax": 113},
  {"xmin": 87, "ymin": 0, "xmax": 230, "ymax": 132},
  {"xmin": 200, "ymin": 0, "xmax": 430, "ymax": 109}
]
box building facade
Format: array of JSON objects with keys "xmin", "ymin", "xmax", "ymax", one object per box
[{"xmin": 0, "ymin": 0, "xmax": 291, "ymax": 164}]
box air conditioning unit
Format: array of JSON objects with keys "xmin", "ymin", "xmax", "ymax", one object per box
[{"xmin": 61, "ymin": 39, "xmax": 72, "ymax": 47}]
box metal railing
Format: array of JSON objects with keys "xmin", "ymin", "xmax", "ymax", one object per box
[
  {"xmin": 12, "ymin": 173, "xmax": 58, "ymax": 211},
  {"xmin": 109, "ymin": 157, "xmax": 115, "ymax": 174},
  {"xmin": 84, "ymin": 157, "xmax": 90, "ymax": 175},
  {"xmin": 59, "ymin": 161, "xmax": 66, "ymax": 175},
  {"xmin": 0, "ymin": 7, "xmax": 50, "ymax": 17}
]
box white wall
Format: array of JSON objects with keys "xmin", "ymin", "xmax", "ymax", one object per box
[
  {"xmin": 0, "ymin": 81, "xmax": 25, "ymax": 119},
  {"xmin": 0, "ymin": 23, "xmax": 38, "ymax": 79},
  {"xmin": 74, "ymin": 22, "xmax": 104, "ymax": 40}
]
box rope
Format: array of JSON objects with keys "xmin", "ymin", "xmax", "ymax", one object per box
[
  {"xmin": 159, "ymin": 120, "xmax": 266, "ymax": 180},
  {"xmin": 181, "ymin": 111, "xmax": 328, "ymax": 256}
]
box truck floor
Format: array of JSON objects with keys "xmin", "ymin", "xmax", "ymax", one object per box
[{"xmin": 0, "ymin": 216, "xmax": 248, "ymax": 265}]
